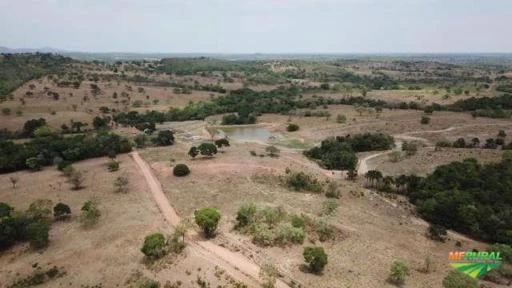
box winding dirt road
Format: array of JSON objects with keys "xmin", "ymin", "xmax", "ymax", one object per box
[{"xmin": 130, "ymin": 151, "xmax": 291, "ymax": 288}]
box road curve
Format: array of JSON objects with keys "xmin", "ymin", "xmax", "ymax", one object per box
[{"xmin": 130, "ymin": 151, "xmax": 291, "ymax": 288}]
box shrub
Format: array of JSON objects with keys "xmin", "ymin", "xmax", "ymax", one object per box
[
  {"xmin": 285, "ymin": 171, "xmax": 323, "ymax": 193},
  {"xmin": 442, "ymin": 271, "xmax": 478, "ymax": 288},
  {"xmin": 274, "ymin": 223, "xmax": 304, "ymax": 245},
  {"xmin": 214, "ymin": 138, "xmax": 230, "ymax": 148},
  {"xmin": 26, "ymin": 221, "xmax": 49, "ymax": 249},
  {"xmin": 69, "ymin": 170, "xmax": 85, "ymax": 190},
  {"xmin": 421, "ymin": 116, "xmax": 431, "ymax": 125},
  {"xmin": 107, "ymin": 159, "xmax": 119, "ymax": 172},
  {"xmin": 265, "ymin": 145, "xmax": 280, "ymax": 157},
  {"xmin": 303, "ymin": 247, "xmax": 328, "ymax": 273},
  {"xmin": 291, "ymin": 214, "xmax": 306, "ymax": 229},
  {"xmin": 0, "ymin": 202, "xmax": 13, "ymax": 218},
  {"xmin": 26, "ymin": 199, "xmax": 53, "ymax": 223},
  {"xmin": 2, "ymin": 107, "xmax": 11, "ymax": 115},
  {"xmin": 173, "ymin": 164, "xmax": 190, "ymax": 177},
  {"xmin": 235, "ymin": 203, "xmax": 257, "ymax": 229},
  {"xmin": 26, "ymin": 157, "xmax": 42, "ymax": 171},
  {"xmin": 194, "ymin": 207, "xmax": 221, "ymax": 238},
  {"xmin": 388, "ymin": 260, "xmax": 409, "ymax": 285},
  {"xmin": 152, "ymin": 130, "xmax": 174, "ymax": 146},
  {"xmin": 436, "ymin": 141, "xmax": 452, "ymax": 148},
  {"xmin": 325, "ymin": 181, "xmax": 341, "ymax": 198},
  {"xmin": 252, "ymin": 223, "xmax": 274, "ymax": 246},
  {"xmin": 488, "ymin": 243, "xmax": 512, "ymax": 263},
  {"xmin": 336, "ymin": 114, "xmax": 347, "ymax": 123},
  {"xmin": 402, "ymin": 141, "xmax": 418, "ymax": 156},
  {"xmin": 80, "ymin": 200, "xmax": 100, "ymax": 227},
  {"xmin": 139, "ymin": 279, "xmax": 160, "ymax": 288},
  {"xmin": 53, "ymin": 203, "xmax": 71, "ymax": 220},
  {"xmin": 321, "ymin": 199, "xmax": 338, "ymax": 216},
  {"xmin": 188, "ymin": 146, "xmax": 199, "ymax": 158},
  {"xmin": 428, "ymin": 224, "xmax": 447, "ymax": 242},
  {"xmin": 249, "ymin": 150, "xmax": 257, "ymax": 156},
  {"xmin": 314, "ymin": 217, "xmax": 334, "ymax": 242},
  {"xmin": 197, "ymin": 142, "xmax": 217, "ymax": 157},
  {"xmin": 287, "ymin": 123, "xmax": 299, "ymax": 132},
  {"xmin": 141, "ymin": 233, "xmax": 166, "ymax": 259},
  {"xmin": 114, "ymin": 176, "xmax": 129, "ymax": 193}
]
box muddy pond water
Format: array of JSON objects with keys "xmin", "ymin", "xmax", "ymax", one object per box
[{"xmin": 215, "ymin": 126, "xmax": 273, "ymax": 142}]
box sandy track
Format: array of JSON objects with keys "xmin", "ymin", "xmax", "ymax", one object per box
[{"xmin": 130, "ymin": 151, "xmax": 291, "ymax": 288}]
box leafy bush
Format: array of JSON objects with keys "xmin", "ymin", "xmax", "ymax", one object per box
[
  {"xmin": 428, "ymin": 224, "xmax": 447, "ymax": 242},
  {"xmin": 488, "ymin": 243, "xmax": 512, "ymax": 263},
  {"xmin": 303, "ymin": 247, "xmax": 328, "ymax": 273},
  {"xmin": 194, "ymin": 207, "xmax": 221, "ymax": 238},
  {"xmin": 421, "ymin": 116, "xmax": 431, "ymax": 125},
  {"xmin": 114, "ymin": 176, "xmax": 129, "ymax": 193},
  {"xmin": 107, "ymin": 159, "xmax": 119, "ymax": 172},
  {"xmin": 80, "ymin": 201, "xmax": 100, "ymax": 227},
  {"xmin": 214, "ymin": 138, "xmax": 230, "ymax": 148},
  {"xmin": 321, "ymin": 199, "xmax": 338, "ymax": 216},
  {"xmin": 236, "ymin": 203, "xmax": 257, "ymax": 229},
  {"xmin": 197, "ymin": 142, "xmax": 218, "ymax": 157},
  {"xmin": 26, "ymin": 221, "xmax": 49, "ymax": 249},
  {"xmin": 336, "ymin": 114, "xmax": 347, "ymax": 123},
  {"xmin": 324, "ymin": 181, "xmax": 341, "ymax": 198},
  {"xmin": 141, "ymin": 233, "xmax": 166, "ymax": 259},
  {"xmin": 274, "ymin": 223, "xmax": 304, "ymax": 245},
  {"xmin": 53, "ymin": 203, "xmax": 71, "ymax": 220},
  {"xmin": 388, "ymin": 260, "xmax": 409, "ymax": 285},
  {"xmin": 442, "ymin": 271, "xmax": 478, "ymax": 288},
  {"xmin": 287, "ymin": 123, "xmax": 299, "ymax": 132},
  {"xmin": 152, "ymin": 130, "xmax": 174, "ymax": 146},
  {"xmin": 173, "ymin": 164, "xmax": 190, "ymax": 177},
  {"xmin": 285, "ymin": 171, "xmax": 323, "ymax": 193}
]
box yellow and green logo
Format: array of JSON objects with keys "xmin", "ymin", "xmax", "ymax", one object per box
[{"xmin": 448, "ymin": 251, "xmax": 502, "ymax": 278}]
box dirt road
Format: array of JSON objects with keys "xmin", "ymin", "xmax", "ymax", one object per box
[{"xmin": 130, "ymin": 151, "xmax": 291, "ymax": 288}]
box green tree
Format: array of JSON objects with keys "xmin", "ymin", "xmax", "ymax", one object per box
[
  {"xmin": 287, "ymin": 123, "xmax": 299, "ymax": 132},
  {"xmin": 194, "ymin": 207, "xmax": 221, "ymax": 238},
  {"xmin": 214, "ymin": 138, "xmax": 230, "ymax": 148},
  {"xmin": 442, "ymin": 271, "xmax": 478, "ymax": 288},
  {"xmin": 303, "ymin": 246, "xmax": 328, "ymax": 273},
  {"xmin": 152, "ymin": 130, "xmax": 174, "ymax": 146},
  {"xmin": 197, "ymin": 143, "xmax": 218, "ymax": 157},
  {"xmin": 235, "ymin": 203, "xmax": 257, "ymax": 229},
  {"xmin": 53, "ymin": 203, "xmax": 71, "ymax": 220},
  {"xmin": 80, "ymin": 200, "xmax": 100, "ymax": 227},
  {"xmin": 188, "ymin": 146, "xmax": 199, "ymax": 158},
  {"xmin": 26, "ymin": 221, "xmax": 49, "ymax": 249},
  {"xmin": 141, "ymin": 233, "xmax": 166, "ymax": 259},
  {"xmin": 388, "ymin": 260, "xmax": 409, "ymax": 285},
  {"xmin": 265, "ymin": 145, "xmax": 280, "ymax": 157},
  {"xmin": 173, "ymin": 164, "xmax": 190, "ymax": 177}
]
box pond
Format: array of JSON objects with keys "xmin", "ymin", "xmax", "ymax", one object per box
[{"xmin": 215, "ymin": 126, "xmax": 272, "ymax": 142}]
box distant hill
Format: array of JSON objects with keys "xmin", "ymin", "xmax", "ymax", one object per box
[{"xmin": 0, "ymin": 46, "xmax": 62, "ymax": 54}]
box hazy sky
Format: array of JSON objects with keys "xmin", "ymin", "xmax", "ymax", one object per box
[{"xmin": 0, "ymin": 0, "xmax": 511, "ymax": 53}]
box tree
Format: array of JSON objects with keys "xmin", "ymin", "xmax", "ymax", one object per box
[
  {"xmin": 69, "ymin": 170, "xmax": 85, "ymax": 190},
  {"xmin": 26, "ymin": 221, "xmax": 49, "ymax": 249},
  {"xmin": 346, "ymin": 169, "xmax": 357, "ymax": 181},
  {"xmin": 53, "ymin": 203, "xmax": 71, "ymax": 220},
  {"xmin": 428, "ymin": 224, "xmax": 447, "ymax": 242},
  {"xmin": 197, "ymin": 142, "xmax": 217, "ymax": 157},
  {"xmin": 114, "ymin": 176, "xmax": 129, "ymax": 193},
  {"xmin": 33, "ymin": 125, "xmax": 53, "ymax": 137},
  {"xmin": 442, "ymin": 271, "xmax": 478, "ymax": 288},
  {"xmin": 303, "ymin": 246, "xmax": 328, "ymax": 273},
  {"xmin": 80, "ymin": 200, "xmax": 100, "ymax": 227},
  {"xmin": 388, "ymin": 260, "xmax": 409, "ymax": 285},
  {"xmin": 152, "ymin": 130, "xmax": 174, "ymax": 146},
  {"xmin": 365, "ymin": 170, "xmax": 383, "ymax": 188},
  {"xmin": 214, "ymin": 138, "xmax": 230, "ymax": 149},
  {"xmin": 175, "ymin": 219, "xmax": 191, "ymax": 243},
  {"xmin": 107, "ymin": 159, "xmax": 119, "ymax": 172},
  {"xmin": 92, "ymin": 116, "xmax": 108, "ymax": 130},
  {"xmin": 194, "ymin": 207, "xmax": 221, "ymax": 238},
  {"xmin": 173, "ymin": 164, "xmax": 190, "ymax": 177},
  {"xmin": 27, "ymin": 199, "xmax": 53, "ymax": 224},
  {"xmin": 287, "ymin": 123, "xmax": 299, "ymax": 132},
  {"xmin": 0, "ymin": 202, "xmax": 13, "ymax": 218},
  {"xmin": 26, "ymin": 157, "xmax": 42, "ymax": 171},
  {"xmin": 235, "ymin": 203, "xmax": 257, "ymax": 229},
  {"xmin": 9, "ymin": 176, "xmax": 18, "ymax": 189},
  {"xmin": 421, "ymin": 116, "xmax": 431, "ymax": 125},
  {"xmin": 141, "ymin": 233, "xmax": 166, "ymax": 259},
  {"xmin": 188, "ymin": 146, "xmax": 199, "ymax": 158},
  {"xmin": 265, "ymin": 145, "xmax": 280, "ymax": 157}
]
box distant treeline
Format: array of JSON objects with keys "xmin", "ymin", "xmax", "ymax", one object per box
[
  {"xmin": 0, "ymin": 53, "xmax": 72, "ymax": 100},
  {"xmin": 0, "ymin": 132, "xmax": 132, "ymax": 173}
]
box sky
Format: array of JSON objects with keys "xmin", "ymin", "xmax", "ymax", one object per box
[{"xmin": 0, "ymin": 0, "xmax": 511, "ymax": 53}]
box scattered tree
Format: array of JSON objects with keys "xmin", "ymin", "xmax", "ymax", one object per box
[
  {"xmin": 80, "ymin": 200, "xmax": 100, "ymax": 227},
  {"xmin": 287, "ymin": 123, "xmax": 299, "ymax": 132},
  {"xmin": 265, "ymin": 145, "xmax": 280, "ymax": 157},
  {"xmin": 421, "ymin": 116, "xmax": 431, "ymax": 125},
  {"xmin": 197, "ymin": 142, "xmax": 218, "ymax": 157},
  {"xmin": 107, "ymin": 159, "xmax": 119, "ymax": 172},
  {"xmin": 141, "ymin": 233, "xmax": 166, "ymax": 259},
  {"xmin": 69, "ymin": 170, "xmax": 85, "ymax": 190},
  {"xmin": 303, "ymin": 246, "xmax": 328, "ymax": 273},
  {"xmin": 9, "ymin": 176, "xmax": 18, "ymax": 189},
  {"xmin": 214, "ymin": 138, "xmax": 230, "ymax": 149},
  {"xmin": 26, "ymin": 221, "xmax": 49, "ymax": 249},
  {"xmin": 152, "ymin": 130, "xmax": 174, "ymax": 146},
  {"xmin": 188, "ymin": 146, "xmax": 199, "ymax": 158},
  {"xmin": 173, "ymin": 164, "xmax": 190, "ymax": 177},
  {"xmin": 428, "ymin": 224, "xmax": 447, "ymax": 242},
  {"xmin": 53, "ymin": 203, "xmax": 71, "ymax": 220},
  {"xmin": 113, "ymin": 176, "xmax": 129, "ymax": 193},
  {"xmin": 194, "ymin": 207, "xmax": 221, "ymax": 238}
]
